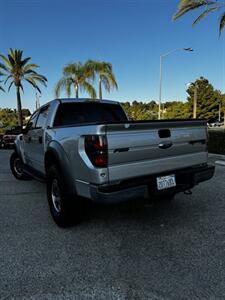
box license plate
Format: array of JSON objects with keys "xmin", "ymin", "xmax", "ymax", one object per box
[{"xmin": 157, "ymin": 175, "xmax": 176, "ymax": 190}]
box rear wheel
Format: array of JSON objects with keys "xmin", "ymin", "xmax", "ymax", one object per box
[
  {"xmin": 46, "ymin": 165, "xmax": 85, "ymax": 227},
  {"xmin": 10, "ymin": 151, "xmax": 31, "ymax": 180}
]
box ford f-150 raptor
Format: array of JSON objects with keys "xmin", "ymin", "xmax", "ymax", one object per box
[{"xmin": 10, "ymin": 98, "xmax": 215, "ymax": 227}]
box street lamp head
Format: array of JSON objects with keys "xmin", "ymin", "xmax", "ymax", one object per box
[{"xmin": 183, "ymin": 47, "xmax": 194, "ymax": 52}]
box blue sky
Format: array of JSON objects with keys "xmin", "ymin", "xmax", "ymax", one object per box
[{"xmin": 0, "ymin": 0, "xmax": 224, "ymax": 111}]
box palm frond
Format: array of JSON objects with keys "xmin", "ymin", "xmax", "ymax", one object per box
[
  {"xmin": 25, "ymin": 77, "xmax": 36, "ymax": 87},
  {"xmin": 8, "ymin": 81, "xmax": 14, "ymax": 92},
  {"xmin": 0, "ymin": 85, "xmax": 5, "ymax": 92},
  {"xmin": 21, "ymin": 57, "xmax": 31, "ymax": 67},
  {"xmin": 193, "ymin": 6, "xmax": 219, "ymax": 25},
  {"xmin": 55, "ymin": 77, "xmax": 68, "ymax": 98},
  {"xmin": 4, "ymin": 75, "xmax": 13, "ymax": 84},
  {"xmin": 20, "ymin": 82, "xmax": 24, "ymax": 93},
  {"xmin": 24, "ymin": 78, "xmax": 41, "ymax": 94},
  {"xmin": 35, "ymin": 85, "xmax": 42, "ymax": 94},
  {"xmin": 23, "ymin": 64, "xmax": 39, "ymax": 72},
  {"xmin": 105, "ymin": 72, "xmax": 118, "ymax": 89},
  {"xmin": 173, "ymin": 0, "xmax": 216, "ymax": 20},
  {"xmin": 0, "ymin": 55, "xmax": 11, "ymax": 68},
  {"xmin": 83, "ymin": 81, "xmax": 97, "ymax": 99},
  {"xmin": 63, "ymin": 63, "xmax": 80, "ymax": 76},
  {"xmin": 86, "ymin": 60, "xmax": 118, "ymax": 97},
  {"xmin": 100, "ymin": 75, "xmax": 111, "ymax": 92},
  {"xmin": 24, "ymin": 69, "xmax": 38, "ymax": 75},
  {"xmin": 28, "ymin": 74, "xmax": 48, "ymax": 86},
  {"xmin": 219, "ymin": 12, "xmax": 225, "ymax": 35},
  {"xmin": 7, "ymin": 53, "xmax": 15, "ymax": 68}
]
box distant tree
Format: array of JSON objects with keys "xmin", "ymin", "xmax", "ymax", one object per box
[
  {"xmin": 0, "ymin": 108, "xmax": 18, "ymax": 129},
  {"xmin": 221, "ymin": 93, "xmax": 225, "ymax": 127},
  {"xmin": 0, "ymin": 48, "xmax": 47, "ymax": 126},
  {"xmin": 186, "ymin": 77, "xmax": 222, "ymax": 120},
  {"xmin": 0, "ymin": 108, "xmax": 31, "ymax": 131},
  {"xmin": 121, "ymin": 100, "xmax": 158, "ymax": 120},
  {"xmin": 22, "ymin": 108, "xmax": 31, "ymax": 118},
  {"xmin": 55, "ymin": 62, "xmax": 96, "ymax": 99},
  {"xmin": 173, "ymin": 0, "xmax": 225, "ymax": 35},
  {"xmin": 86, "ymin": 60, "xmax": 118, "ymax": 99},
  {"xmin": 164, "ymin": 101, "xmax": 190, "ymax": 119}
]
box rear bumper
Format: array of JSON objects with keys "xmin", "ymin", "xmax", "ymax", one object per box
[{"xmin": 89, "ymin": 164, "xmax": 215, "ymax": 204}]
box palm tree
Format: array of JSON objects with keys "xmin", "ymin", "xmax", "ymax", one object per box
[
  {"xmin": 0, "ymin": 48, "xmax": 47, "ymax": 126},
  {"xmin": 55, "ymin": 62, "xmax": 96, "ymax": 99},
  {"xmin": 173, "ymin": 0, "xmax": 225, "ymax": 35},
  {"xmin": 86, "ymin": 60, "xmax": 118, "ymax": 99}
]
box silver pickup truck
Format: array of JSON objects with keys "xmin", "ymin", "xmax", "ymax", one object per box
[{"xmin": 10, "ymin": 98, "xmax": 215, "ymax": 227}]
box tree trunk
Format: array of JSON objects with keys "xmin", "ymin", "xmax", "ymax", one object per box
[
  {"xmin": 75, "ymin": 84, "xmax": 79, "ymax": 98},
  {"xmin": 99, "ymin": 78, "xmax": 102, "ymax": 100},
  {"xmin": 16, "ymin": 85, "xmax": 23, "ymax": 127},
  {"xmin": 224, "ymin": 109, "xmax": 225, "ymax": 128}
]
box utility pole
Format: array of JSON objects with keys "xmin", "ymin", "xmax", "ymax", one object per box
[
  {"xmin": 158, "ymin": 55, "xmax": 163, "ymax": 120},
  {"xmin": 158, "ymin": 48, "xmax": 193, "ymax": 120}
]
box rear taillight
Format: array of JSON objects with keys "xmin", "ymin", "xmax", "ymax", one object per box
[{"xmin": 85, "ymin": 135, "xmax": 108, "ymax": 168}]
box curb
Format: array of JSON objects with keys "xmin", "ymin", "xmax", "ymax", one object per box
[
  {"xmin": 208, "ymin": 153, "xmax": 225, "ymax": 160},
  {"xmin": 215, "ymin": 160, "xmax": 225, "ymax": 166}
]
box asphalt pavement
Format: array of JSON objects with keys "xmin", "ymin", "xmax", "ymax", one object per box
[{"xmin": 0, "ymin": 150, "xmax": 225, "ymax": 300}]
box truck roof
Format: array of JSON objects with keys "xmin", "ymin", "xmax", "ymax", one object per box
[
  {"xmin": 56, "ymin": 98, "xmax": 120, "ymax": 105},
  {"xmin": 38, "ymin": 98, "xmax": 121, "ymax": 111}
]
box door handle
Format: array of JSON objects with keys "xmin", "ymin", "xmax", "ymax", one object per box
[
  {"xmin": 38, "ymin": 136, "xmax": 43, "ymax": 144},
  {"xmin": 158, "ymin": 141, "xmax": 173, "ymax": 149}
]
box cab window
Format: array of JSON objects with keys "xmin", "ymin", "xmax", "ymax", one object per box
[
  {"xmin": 26, "ymin": 111, "xmax": 39, "ymax": 130},
  {"xmin": 36, "ymin": 106, "xmax": 49, "ymax": 128}
]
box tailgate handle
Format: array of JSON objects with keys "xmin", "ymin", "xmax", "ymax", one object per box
[{"xmin": 158, "ymin": 141, "xmax": 173, "ymax": 149}]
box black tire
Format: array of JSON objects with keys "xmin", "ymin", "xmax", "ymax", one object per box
[
  {"xmin": 10, "ymin": 151, "xmax": 32, "ymax": 180},
  {"xmin": 46, "ymin": 165, "xmax": 85, "ymax": 227}
]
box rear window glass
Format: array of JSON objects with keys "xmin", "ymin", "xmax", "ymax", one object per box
[{"xmin": 53, "ymin": 102, "xmax": 127, "ymax": 127}]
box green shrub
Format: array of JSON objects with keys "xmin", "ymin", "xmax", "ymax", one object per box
[{"xmin": 208, "ymin": 129, "xmax": 225, "ymax": 155}]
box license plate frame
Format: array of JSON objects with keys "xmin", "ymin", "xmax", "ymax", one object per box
[{"xmin": 156, "ymin": 175, "xmax": 176, "ymax": 191}]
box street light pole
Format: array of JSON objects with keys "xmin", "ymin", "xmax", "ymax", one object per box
[
  {"xmin": 159, "ymin": 55, "xmax": 163, "ymax": 120},
  {"xmin": 193, "ymin": 83, "xmax": 198, "ymax": 119},
  {"xmin": 158, "ymin": 48, "xmax": 193, "ymax": 120},
  {"xmin": 219, "ymin": 102, "xmax": 221, "ymax": 122}
]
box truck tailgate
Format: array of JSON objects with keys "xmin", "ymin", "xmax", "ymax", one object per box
[{"xmin": 106, "ymin": 120, "xmax": 208, "ymax": 182}]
